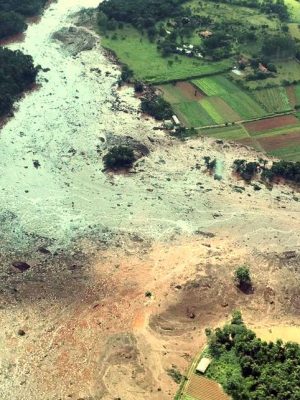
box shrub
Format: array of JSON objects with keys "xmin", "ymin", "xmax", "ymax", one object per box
[
  {"xmin": 103, "ymin": 145, "xmax": 135, "ymax": 169},
  {"xmin": 234, "ymin": 266, "xmax": 251, "ymax": 288}
]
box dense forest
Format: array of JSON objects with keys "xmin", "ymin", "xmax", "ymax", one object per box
[
  {"xmin": 0, "ymin": 48, "xmax": 38, "ymax": 117},
  {"xmin": 206, "ymin": 312, "xmax": 300, "ymax": 400},
  {"xmin": 99, "ymin": 0, "xmax": 187, "ymax": 30},
  {"xmin": 0, "ymin": 0, "xmax": 47, "ymax": 39}
]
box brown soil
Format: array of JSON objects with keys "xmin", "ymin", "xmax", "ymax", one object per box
[
  {"xmin": 1, "ymin": 232, "xmax": 299, "ymax": 400},
  {"xmin": 257, "ymin": 131, "xmax": 300, "ymax": 151},
  {"xmin": 176, "ymin": 81, "xmax": 205, "ymax": 100},
  {"xmin": 244, "ymin": 115, "xmax": 299, "ymax": 133}
]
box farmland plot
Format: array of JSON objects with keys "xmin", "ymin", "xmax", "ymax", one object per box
[
  {"xmin": 252, "ymin": 87, "xmax": 292, "ymax": 113},
  {"xmin": 221, "ymin": 91, "xmax": 266, "ymax": 120},
  {"xmin": 173, "ymin": 101, "xmax": 215, "ymax": 127}
]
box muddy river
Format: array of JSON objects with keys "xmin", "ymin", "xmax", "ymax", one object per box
[{"xmin": 0, "ymin": 0, "xmax": 168, "ymax": 253}]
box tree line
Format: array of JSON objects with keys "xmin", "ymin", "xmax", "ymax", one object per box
[
  {"xmin": 0, "ymin": 0, "xmax": 47, "ymax": 39},
  {"xmin": 233, "ymin": 159, "xmax": 300, "ymax": 185},
  {"xmin": 0, "ymin": 48, "xmax": 38, "ymax": 116},
  {"xmin": 98, "ymin": 0, "xmax": 187, "ymax": 31}
]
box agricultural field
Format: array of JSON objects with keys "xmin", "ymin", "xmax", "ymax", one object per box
[
  {"xmin": 242, "ymin": 117, "xmax": 300, "ymax": 160},
  {"xmin": 200, "ymin": 125, "xmax": 249, "ymax": 140},
  {"xmin": 243, "ymin": 114, "xmax": 299, "ymax": 133},
  {"xmin": 101, "ymin": 26, "xmax": 231, "ymax": 84},
  {"xmin": 193, "ymin": 76, "xmax": 267, "ymax": 119},
  {"xmin": 183, "ymin": 374, "xmax": 230, "ymax": 400},
  {"xmin": 252, "ymin": 87, "xmax": 292, "ymax": 113}
]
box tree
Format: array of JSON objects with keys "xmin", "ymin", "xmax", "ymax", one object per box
[
  {"xmin": 0, "ymin": 11, "xmax": 27, "ymax": 39},
  {"xmin": 235, "ymin": 266, "xmax": 251, "ymax": 289},
  {"xmin": 261, "ymin": 35, "xmax": 296, "ymax": 59},
  {"xmin": 103, "ymin": 145, "xmax": 135, "ymax": 170}
]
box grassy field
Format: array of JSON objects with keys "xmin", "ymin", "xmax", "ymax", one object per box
[
  {"xmin": 200, "ymin": 125, "xmax": 250, "ymax": 140},
  {"xmin": 252, "ymin": 87, "xmax": 292, "ymax": 113},
  {"xmin": 192, "ymin": 76, "xmax": 239, "ymax": 96},
  {"xmin": 221, "ymin": 91, "xmax": 266, "ymax": 119},
  {"xmin": 174, "ymin": 101, "xmax": 215, "ymax": 127},
  {"xmin": 193, "ymin": 76, "xmax": 267, "ymax": 119},
  {"xmin": 101, "ymin": 26, "xmax": 231, "ymax": 83},
  {"xmin": 268, "ymin": 144, "xmax": 300, "ymax": 160}
]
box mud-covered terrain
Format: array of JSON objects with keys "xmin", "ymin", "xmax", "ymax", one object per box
[{"xmin": 0, "ymin": 1, "xmax": 299, "ymax": 400}]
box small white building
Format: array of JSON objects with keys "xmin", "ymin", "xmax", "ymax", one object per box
[
  {"xmin": 196, "ymin": 357, "xmax": 212, "ymax": 374},
  {"xmin": 172, "ymin": 115, "xmax": 180, "ymax": 125}
]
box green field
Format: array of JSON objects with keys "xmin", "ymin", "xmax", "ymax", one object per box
[
  {"xmin": 252, "ymin": 87, "xmax": 292, "ymax": 113},
  {"xmin": 193, "ymin": 76, "xmax": 267, "ymax": 119},
  {"xmin": 220, "ymin": 92, "xmax": 266, "ymax": 119},
  {"xmin": 268, "ymin": 144, "xmax": 300, "ymax": 160},
  {"xmin": 201, "ymin": 125, "xmax": 250, "ymax": 140},
  {"xmin": 192, "ymin": 76, "xmax": 237, "ymax": 96},
  {"xmin": 101, "ymin": 26, "xmax": 231, "ymax": 83},
  {"xmin": 174, "ymin": 101, "xmax": 215, "ymax": 127}
]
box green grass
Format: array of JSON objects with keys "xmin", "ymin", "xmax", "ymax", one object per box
[
  {"xmin": 201, "ymin": 125, "xmax": 250, "ymax": 140},
  {"xmin": 252, "ymin": 87, "xmax": 292, "ymax": 113},
  {"xmin": 205, "ymin": 350, "xmax": 242, "ymax": 389},
  {"xmin": 200, "ymin": 98, "xmax": 225, "ymax": 124},
  {"xmin": 192, "ymin": 76, "xmax": 237, "ymax": 96},
  {"xmin": 285, "ymin": 0, "xmax": 300, "ymax": 22},
  {"xmin": 182, "ymin": 396, "xmax": 198, "ymax": 400},
  {"xmin": 101, "ymin": 26, "xmax": 231, "ymax": 83},
  {"xmin": 269, "ymin": 144, "xmax": 300, "ymax": 160},
  {"xmin": 174, "ymin": 101, "xmax": 215, "ymax": 127},
  {"xmin": 193, "ymin": 76, "xmax": 266, "ymax": 119},
  {"xmin": 221, "ymin": 92, "xmax": 266, "ymax": 119}
]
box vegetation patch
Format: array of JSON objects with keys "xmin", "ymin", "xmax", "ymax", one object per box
[
  {"xmin": 0, "ymin": 0, "xmax": 47, "ymax": 39},
  {"xmin": 103, "ymin": 145, "xmax": 136, "ymax": 170},
  {"xmin": 101, "ymin": 26, "xmax": 230, "ymax": 84},
  {"xmin": 205, "ymin": 312, "xmax": 300, "ymax": 399},
  {"xmin": 0, "ymin": 48, "xmax": 38, "ymax": 117},
  {"xmin": 201, "ymin": 125, "xmax": 249, "ymax": 140},
  {"xmin": 174, "ymin": 101, "xmax": 214, "ymax": 127},
  {"xmin": 252, "ymin": 87, "xmax": 292, "ymax": 113},
  {"xmin": 220, "ymin": 91, "xmax": 266, "ymax": 120}
]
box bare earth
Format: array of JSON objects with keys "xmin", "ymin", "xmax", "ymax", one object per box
[{"xmin": 0, "ymin": 2, "xmax": 299, "ymax": 400}]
